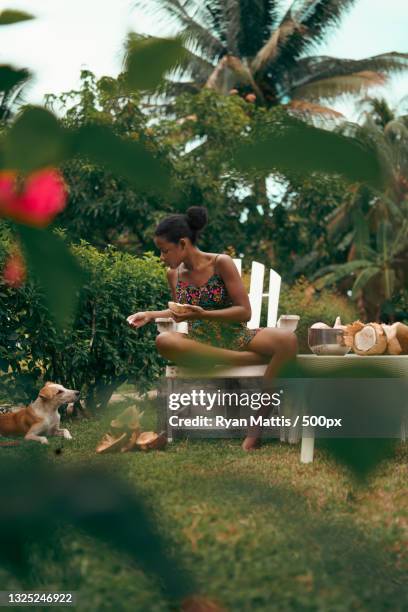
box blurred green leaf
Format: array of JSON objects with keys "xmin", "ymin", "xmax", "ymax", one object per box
[
  {"xmin": 0, "ymin": 10, "xmax": 34, "ymax": 25},
  {"xmin": 0, "ymin": 454, "xmax": 193, "ymax": 600},
  {"xmin": 5, "ymin": 107, "xmax": 68, "ymax": 172},
  {"xmin": 234, "ymin": 118, "xmax": 385, "ymax": 189},
  {"xmin": 74, "ymin": 125, "xmax": 169, "ymax": 191},
  {"xmin": 15, "ymin": 225, "xmax": 87, "ymax": 330},
  {"xmin": 322, "ymin": 439, "xmax": 396, "ymax": 481},
  {"xmin": 125, "ymin": 36, "xmax": 186, "ymax": 91}
]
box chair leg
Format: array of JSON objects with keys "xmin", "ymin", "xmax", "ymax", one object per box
[{"xmin": 300, "ymin": 431, "xmax": 315, "ymax": 463}]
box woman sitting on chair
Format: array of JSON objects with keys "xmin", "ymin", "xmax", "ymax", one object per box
[{"xmin": 127, "ymin": 206, "xmax": 297, "ymax": 450}]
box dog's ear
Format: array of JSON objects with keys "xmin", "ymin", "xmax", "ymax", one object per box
[{"xmin": 39, "ymin": 384, "xmax": 56, "ymax": 399}]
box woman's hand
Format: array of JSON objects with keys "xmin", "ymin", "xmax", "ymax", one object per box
[
  {"xmin": 170, "ymin": 305, "xmax": 204, "ymax": 323},
  {"xmin": 126, "ymin": 312, "xmax": 152, "ymax": 328}
]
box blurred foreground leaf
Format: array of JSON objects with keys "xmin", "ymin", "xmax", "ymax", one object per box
[
  {"xmin": 3, "ymin": 107, "xmax": 169, "ymax": 191},
  {"xmin": 234, "ymin": 118, "xmax": 385, "ymax": 189},
  {"xmin": 74, "ymin": 125, "xmax": 170, "ymax": 191},
  {"xmin": 125, "ymin": 35, "xmax": 186, "ymax": 91},
  {"xmin": 279, "ymin": 360, "xmax": 403, "ymax": 480},
  {"xmin": 5, "ymin": 107, "xmax": 67, "ymax": 173},
  {"xmin": 320, "ymin": 439, "xmax": 396, "ymax": 481},
  {"xmin": 16, "ymin": 225, "xmax": 87, "ymax": 330},
  {"xmin": 0, "ymin": 453, "xmax": 192, "ymax": 601},
  {"xmin": 0, "ymin": 10, "xmax": 34, "ymax": 25}
]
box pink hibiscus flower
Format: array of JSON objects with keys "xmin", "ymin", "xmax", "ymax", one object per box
[{"xmin": 0, "ymin": 168, "xmax": 67, "ymax": 227}]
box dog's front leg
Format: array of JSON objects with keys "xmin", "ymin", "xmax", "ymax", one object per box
[
  {"xmin": 53, "ymin": 428, "xmax": 72, "ymax": 440},
  {"xmin": 25, "ymin": 423, "xmax": 48, "ymax": 445}
]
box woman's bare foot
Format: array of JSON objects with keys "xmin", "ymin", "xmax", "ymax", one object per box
[{"xmin": 242, "ymin": 435, "xmax": 261, "ymax": 451}]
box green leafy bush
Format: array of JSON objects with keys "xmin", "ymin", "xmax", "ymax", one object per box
[
  {"xmin": 0, "ymin": 234, "xmax": 167, "ymax": 409},
  {"xmin": 278, "ymin": 278, "xmax": 360, "ymax": 353}
]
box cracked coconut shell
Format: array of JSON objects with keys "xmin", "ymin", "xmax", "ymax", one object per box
[
  {"xmin": 168, "ymin": 301, "xmax": 194, "ymax": 315},
  {"xmin": 135, "ymin": 431, "xmax": 167, "ymax": 451},
  {"xmin": 96, "ymin": 432, "xmax": 128, "ymax": 454},
  {"xmin": 344, "ymin": 321, "xmax": 387, "ymax": 355},
  {"xmin": 120, "ymin": 430, "xmax": 140, "ymax": 453},
  {"xmin": 382, "ymin": 322, "xmax": 408, "ymax": 355}
]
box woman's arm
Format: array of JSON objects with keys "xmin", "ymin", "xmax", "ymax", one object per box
[{"xmin": 127, "ymin": 269, "xmax": 177, "ymax": 328}]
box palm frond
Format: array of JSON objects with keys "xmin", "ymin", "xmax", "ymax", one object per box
[
  {"xmin": 351, "ymin": 266, "xmax": 380, "ymax": 297},
  {"xmin": 172, "ymin": 42, "xmax": 215, "ymax": 83},
  {"xmin": 292, "ymin": 71, "xmax": 386, "ymax": 101},
  {"xmin": 289, "ymin": 53, "xmax": 408, "ymax": 96},
  {"xmin": 287, "ymin": 99, "xmax": 344, "ymax": 118},
  {"xmin": 0, "ymin": 65, "xmax": 31, "ymax": 122},
  {"xmin": 252, "ymin": 0, "xmax": 357, "ymax": 77},
  {"xmin": 313, "ymin": 258, "xmax": 373, "ymax": 288},
  {"xmin": 236, "ymin": 0, "xmax": 278, "ymax": 59},
  {"xmin": 358, "ymin": 96, "xmax": 395, "ymax": 128},
  {"xmin": 135, "ymin": 0, "xmax": 226, "ymax": 60},
  {"xmin": 290, "ymin": 0, "xmax": 358, "ymax": 54}
]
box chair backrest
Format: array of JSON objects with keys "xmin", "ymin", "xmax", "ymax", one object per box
[{"xmin": 233, "ymin": 259, "xmax": 281, "ymax": 328}]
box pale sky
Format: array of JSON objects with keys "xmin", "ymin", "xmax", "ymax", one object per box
[{"xmin": 1, "ymin": 0, "xmax": 408, "ymax": 118}]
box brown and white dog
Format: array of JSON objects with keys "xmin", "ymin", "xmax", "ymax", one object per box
[{"xmin": 0, "ymin": 382, "xmax": 79, "ymax": 445}]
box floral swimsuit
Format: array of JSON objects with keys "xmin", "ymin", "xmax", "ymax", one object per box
[{"xmin": 176, "ymin": 255, "xmax": 259, "ymax": 351}]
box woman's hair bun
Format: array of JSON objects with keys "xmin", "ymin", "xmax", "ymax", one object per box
[{"xmin": 186, "ymin": 206, "xmax": 208, "ymax": 231}]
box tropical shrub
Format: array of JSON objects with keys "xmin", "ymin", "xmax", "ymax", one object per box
[{"xmin": 0, "ymin": 233, "xmax": 167, "ymax": 409}]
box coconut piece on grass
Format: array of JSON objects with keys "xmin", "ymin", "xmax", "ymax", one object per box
[
  {"xmin": 110, "ymin": 406, "xmax": 144, "ymax": 432},
  {"xmin": 310, "ymin": 322, "xmax": 331, "ymax": 329},
  {"xmin": 344, "ymin": 321, "xmax": 387, "ymax": 355},
  {"xmin": 96, "ymin": 432, "xmax": 128, "ymax": 454},
  {"xmin": 120, "ymin": 430, "xmax": 140, "ymax": 453},
  {"xmin": 136, "ymin": 431, "xmax": 167, "ymax": 451}
]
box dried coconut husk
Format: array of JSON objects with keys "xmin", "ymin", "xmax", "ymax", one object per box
[
  {"xmin": 96, "ymin": 432, "xmax": 128, "ymax": 454},
  {"xmin": 382, "ymin": 322, "xmax": 408, "ymax": 355},
  {"xmin": 136, "ymin": 431, "xmax": 167, "ymax": 451},
  {"xmin": 344, "ymin": 321, "xmax": 387, "ymax": 355},
  {"xmin": 120, "ymin": 430, "xmax": 140, "ymax": 453},
  {"xmin": 110, "ymin": 406, "xmax": 144, "ymax": 432}
]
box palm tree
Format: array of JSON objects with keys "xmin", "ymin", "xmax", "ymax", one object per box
[
  {"xmin": 133, "ymin": 0, "xmax": 408, "ymax": 113},
  {"xmin": 312, "ymin": 98, "xmax": 408, "ymax": 319},
  {"xmin": 0, "ymin": 65, "xmax": 31, "ymax": 123}
]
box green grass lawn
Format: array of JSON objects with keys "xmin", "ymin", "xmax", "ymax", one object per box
[{"xmin": 1, "ymin": 396, "xmax": 407, "ymax": 612}]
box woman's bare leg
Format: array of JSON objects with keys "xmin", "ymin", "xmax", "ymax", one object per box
[
  {"xmin": 241, "ymin": 329, "xmax": 298, "ymax": 450},
  {"xmin": 156, "ymin": 329, "xmax": 297, "ymax": 451},
  {"xmin": 156, "ymin": 332, "xmax": 267, "ymax": 368}
]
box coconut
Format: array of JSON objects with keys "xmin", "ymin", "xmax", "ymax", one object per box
[
  {"xmin": 396, "ymin": 323, "xmax": 408, "ymax": 353},
  {"xmin": 344, "ymin": 321, "xmax": 387, "ymax": 355},
  {"xmin": 135, "ymin": 431, "xmax": 167, "ymax": 451},
  {"xmin": 96, "ymin": 432, "xmax": 128, "ymax": 454},
  {"xmin": 168, "ymin": 301, "xmax": 194, "ymax": 315},
  {"xmin": 310, "ymin": 322, "xmax": 331, "ymax": 329},
  {"xmin": 120, "ymin": 430, "xmax": 140, "ymax": 453},
  {"xmin": 382, "ymin": 322, "xmax": 408, "ymax": 355}
]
